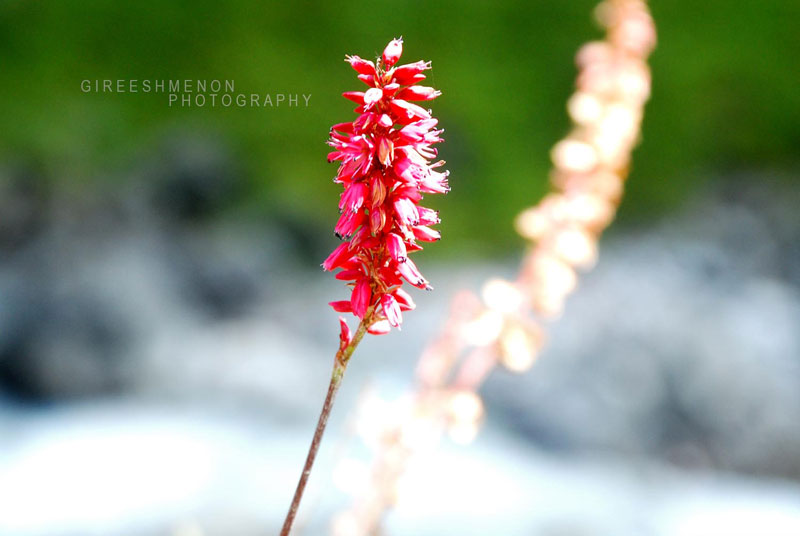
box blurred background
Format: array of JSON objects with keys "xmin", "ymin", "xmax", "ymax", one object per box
[{"xmin": 1, "ymin": 1, "xmax": 799, "ymax": 535}]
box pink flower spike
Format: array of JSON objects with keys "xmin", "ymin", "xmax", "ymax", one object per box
[
  {"xmin": 324, "ymin": 39, "xmax": 447, "ymax": 331},
  {"xmin": 286, "ymin": 40, "xmax": 450, "ymax": 536},
  {"xmin": 382, "ymin": 38, "xmax": 403, "ymax": 67}
]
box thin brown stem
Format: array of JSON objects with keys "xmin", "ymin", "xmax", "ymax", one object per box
[{"xmin": 279, "ymin": 314, "xmax": 372, "ymax": 536}]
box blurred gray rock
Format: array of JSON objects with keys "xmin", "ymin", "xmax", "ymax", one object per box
[
  {"xmin": 0, "ymin": 135, "xmax": 298, "ymax": 400},
  {"xmin": 0, "ymin": 161, "xmax": 50, "ymax": 252}
]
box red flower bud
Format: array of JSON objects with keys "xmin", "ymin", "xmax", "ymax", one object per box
[
  {"xmin": 338, "ymin": 316, "xmax": 352, "ymax": 347},
  {"xmin": 345, "ymin": 55, "xmax": 376, "ymax": 76},
  {"xmin": 351, "ymin": 277, "xmax": 372, "ymax": 318},
  {"xmin": 382, "ymin": 38, "xmax": 403, "ymax": 67},
  {"xmin": 397, "ymin": 86, "xmax": 441, "ymax": 101},
  {"xmin": 330, "ymin": 300, "xmax": 353, "ymax": 313},
  {"xmin": 386, "ymin": 232, "xmax": 407, "ymax": 262}
]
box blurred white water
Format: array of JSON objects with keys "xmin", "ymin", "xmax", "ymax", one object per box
[{"xmin": 1, "ymin": 404, "xmax": 799, "ymax": 536}]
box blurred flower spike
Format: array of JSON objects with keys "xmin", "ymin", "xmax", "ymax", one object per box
[{"xmin": 324, "ymin": 38, "xmax": 448, "ymax": 334}]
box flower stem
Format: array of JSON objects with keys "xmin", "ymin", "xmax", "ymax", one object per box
[{"xmin": 279, "ymin": 315, "xmax": 371, "ymax": 536}]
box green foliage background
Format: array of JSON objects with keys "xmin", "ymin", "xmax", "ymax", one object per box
[{"xmin": 1, "ymin": 0, "xmax": 798, "ymax": 257}]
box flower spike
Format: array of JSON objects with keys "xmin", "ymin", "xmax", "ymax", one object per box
[
  {"xmin": 282, "ymin": 39, "xmax": 448, "ymax": 536},
  {"xmin": 325, "ymin": 39, "xmax": 448, "ymax": 333}
]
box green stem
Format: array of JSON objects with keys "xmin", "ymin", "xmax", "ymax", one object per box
[{"xmin": 279, "ymin": 315, "xmax": 371, "ymax": 536}]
